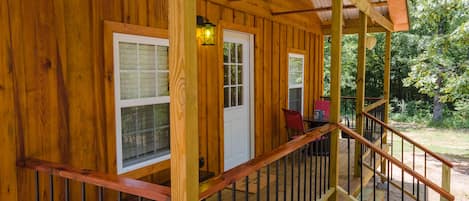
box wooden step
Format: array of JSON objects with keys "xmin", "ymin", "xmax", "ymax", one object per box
[{"xmin": 358, "ymin": 186, "xmax": 386, "ymax": 201}]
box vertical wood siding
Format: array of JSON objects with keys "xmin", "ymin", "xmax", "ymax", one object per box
[
  {"xmin": 0, "ymin": 0, "xmax": 323, "ymax": 200},
  {"xmin": 197, "ymin": 0, "xmax": 324, "ymax": 174}
]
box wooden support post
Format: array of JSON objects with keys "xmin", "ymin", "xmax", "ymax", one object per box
[
  {"xmin": 328, "ymin": 0, "xmax": 343, "ymax": 200},
  {"xmin": 353, "ymin": 11, "xmax": 367, "ymax": 177},
  {"xmin": 441, "ymin": 164, "xmax": 451, "ymax": 201},
  {"xmin": 168, "ymin": 0, "xmax": 199, "ymax": 201},
  {"xmin": 381, "ymin": 31, "xmax": 391, "ymax": 178}
]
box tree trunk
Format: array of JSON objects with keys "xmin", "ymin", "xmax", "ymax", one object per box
[{"xmin": 432, "ymin": 11, "xmax": 446, "ymax": 122}]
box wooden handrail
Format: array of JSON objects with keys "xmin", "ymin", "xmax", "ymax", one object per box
[
  {"xmin": 17, "ymin": 159, "xmax": 171, "ymax": 201},
  {"xmin": 363, "ymin": 98, "xmax": 387, "ymax": 113},
  {"xmin": 199, "ymin": 124, "xmax": 338, "ymax": 200},
  {"xmin": 337, "ymin": 124, "xmax": 455, "ymax": 201},
  {"xmin": 363, "ymin": 112, "xmax": 454, "ymax": 168}
]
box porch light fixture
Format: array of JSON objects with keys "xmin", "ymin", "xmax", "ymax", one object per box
[
  {"xmin": 197, "ymin": 16, "xmax": 216, "ymax": 46},
  {"xmin": 366, "ymin": 35, "xmax": 377, "ymax": 50}
]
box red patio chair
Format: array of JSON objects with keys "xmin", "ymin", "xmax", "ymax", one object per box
[
  {"xmin": 282, "ymin": 108, "xmax": 330, "ymax": 156},
  {"xmin": 281, "ymin": 108, "xmax": 311, "ymax": 140},
  {"xmin": 314, "ymin": 100, "xmax": 330, "ymax": 120}
]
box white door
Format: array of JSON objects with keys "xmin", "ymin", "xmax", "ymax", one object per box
[{"xmin": 223, "ymin": 30, "xmax": 253, "ymax": 171}]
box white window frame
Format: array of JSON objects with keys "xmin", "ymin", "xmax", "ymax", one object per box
[
  {"xmin": 113, "ymin": 33, "xmax": 170, "ymax": 174},
  {"xmin": 287, "ymin": 53, "xmax": 305, "ymax": 115}
]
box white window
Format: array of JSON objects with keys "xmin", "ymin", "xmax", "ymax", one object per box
[
  {"xmin": 113, "ymin": 33, "xmax": 170, "ymax": 174},
  {"xmin": 288, "ymin": 53, "xmax": 305, "ymax": 114}
]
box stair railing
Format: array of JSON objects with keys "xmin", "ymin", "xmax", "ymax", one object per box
[
  {"xmin": 363, "ymin": 112, "xmax": 453, "ymax": 201},
  {"xmin": 338, "ymin": 123, "xmax": 454, "ymax": 201}
]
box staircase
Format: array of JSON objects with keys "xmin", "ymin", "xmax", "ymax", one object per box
[{"xmin": 338, "ymin": 110, "xmax": 455, "ymax": 201}]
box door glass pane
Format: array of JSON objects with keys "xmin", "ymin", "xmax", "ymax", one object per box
[
  {"xmin": 230, "ymin": 65, "xmax": 237, "ymax": 85},
  {"xmin": 230, "ymin": 43, "xmax": 236, "ymax": 63},
  {"xmin": 237, "ymin": 86, "xmax": 243, "ymax": 106},
  {"xmin": 231, "ymin": 87, "xmax": 237, "ymax": 107},
  {"xmin": 237, "ymin": 65, "xmax": 243, "ymax": 84},
  {"xmin": 224, "ymin": 65, "xmax": 229, "ymax": 85},
  {"xmin": 224, "ymin": 87, "xmax": 230, "ymax": 108},
  {"xmin": 223, "ymin": 42, "xmax": 230, "ymax": 63},
  {"xmin": 237, "ymin": 44, "xmax": 243, "ymax": 63}
]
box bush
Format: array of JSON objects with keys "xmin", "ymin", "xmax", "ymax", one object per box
[{"xmin": 391, "ymin": 98, "xmax": 469, "ymax": 128}]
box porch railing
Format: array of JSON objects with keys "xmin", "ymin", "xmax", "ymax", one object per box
[
  {"xmin": 199, "ymin": 124, "xmax": 337, "ymax": 201},
  {"xmin": 363, "ymin": 112, "xmax": 453, "ymax": 201},
  {"xmin": 17, "ymin": 159, "xmax": 171, "ymax": 201},
  {"xmin": 337, "ymin": 124, "xmax": 455, "ymax": 201}
]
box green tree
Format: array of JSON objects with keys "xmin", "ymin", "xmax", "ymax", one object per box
[{"xmin": 403, "ymin": 0, "xmax": 469, "ymax": 122}]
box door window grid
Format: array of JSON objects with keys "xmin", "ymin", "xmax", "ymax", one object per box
[
  {"xmin": 114, "ymin": 33, "xmax": 170, "ymax": 174},
  {"xmin": 224, "ymin": 42, "xmax": 244, "ymax": 108}
]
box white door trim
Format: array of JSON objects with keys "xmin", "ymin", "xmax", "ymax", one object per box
[{"xmin": 222, "ymin": 29, "xmax": 255, "ymax": 170}]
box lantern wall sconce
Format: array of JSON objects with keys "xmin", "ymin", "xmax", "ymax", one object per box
[{"xmin": 197, "ymin": 16, "xmax": 216, "ymax": 46}]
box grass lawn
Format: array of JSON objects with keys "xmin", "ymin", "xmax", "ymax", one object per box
[{"xmin": 390, "ymin": 121, "xmax": 469, "ymax": 200}]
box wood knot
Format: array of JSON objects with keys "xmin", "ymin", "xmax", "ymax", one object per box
[{"xmin": 42, "ymin": 58, "xmax": 52, "ymax": 69}]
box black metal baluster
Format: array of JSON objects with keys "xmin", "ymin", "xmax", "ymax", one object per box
[
  {"xmin": 347, "ymin": 136, "xmax": 351, "ymax": 194},
  {"xmin": 232, "ymin": 182, "xmax": 236, "ymax": 200},
  {"xmin": 327, "ymin": 136, "xmax": 331, "ymax": 190},
  {"xmin": 360, "ymin": 144, "xmax": 363, "ymax": 201},
  {"xmin": 98, "ymin": 187, "xmax": 103, "ymax": 201},
  {"xmin": 298, "ymin": 151, "xmax": 301, "ymax": 201},
  {"xmin": 218, "ymin": 191, "xmax": 222, "ymax": 201},
  {"xmin": 245, "ymin": 176, "xmax": 249, "ymax": 201},
  {"xmin": 304, "ymin": 147, "xmax": 307, "ymax": 201},
  {"xmin": 49, "ymin": 174, "xmax": 54, "ymax": 201},
  {"xmin": 417, "ymin": 180, "xmax": 420, "ymax": 201},
  {"xmin": 276, "ymin": 160, "xmax": 279, "ymax": 201},
  {"xmin": 373, "ymin": 152, "xmax": 376, "ymax": 201},
  {"xmin": 309, "ymin": 147, "xmax": 313, "ymax": 201},
  {"xmin": 323, "ymin": 138, "xmax": 327, "ymax": 194},
  {"xmin": 65, "ymin": 179, "xmax": 70, "ymax": 201},
  {"xmin": 291, "ymin": 153, "xmax": 295, "ymax": 201},
  {"xmin": 82, "ymin": 183, "xmax": 86, "ymax": 201},
  {"xmin": 267, "ymin": 165, "xmax": 271, "ymax": 201},
  {"xmin": 257, "ymin": 170, "xmax": 261, "ymax": 201},
  {"xmin": 391, "ymin": 132, "xmax": 394, "ymax": 180},
  {"xmin": 424, "ymin": 153, "xmax": 427, "ymax": 201},
  {"xmin": 401, "ymin": 168, "xmax": 404, "ymax": 201},
  {"xmin": 319, "ymin": 140, "xmax": 322, "ymax": 198},
  {"xmin": 314, "ymin": 140, "xmax": 318, "ymax": 200},
  {"xmin": 138, "ymin": 196, "xmax": 143, "ymax": 201},
  {"xmin": 284, "ymin": 157, "xmax": 287, "ymax": 201},
  {"xmin": 413, "ymin": 145, "xmax": 416, "ymax": 195},
  {"xmin": 387, "ymin": 160, "xmax": 390, "ymax": 201},
  {"xmin": 35, "ymin": 171, "xmax": 39, "ymax": 201}
]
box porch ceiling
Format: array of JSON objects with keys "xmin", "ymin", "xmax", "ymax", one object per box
[{"xmin": 257, "ymin": 0, "xmax": 409, "ymax": 32}]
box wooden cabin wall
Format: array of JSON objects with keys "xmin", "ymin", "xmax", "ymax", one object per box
[
  {"xmin": 0, "ymin": 0, "xmax": 323, "ymax": 199},
  {"xmin": 196, "ymin": 0, "xmax": 325, "ymax": 174},
  {"xmin": 2, "ymin": 0, "xmax": 169, "ymax": 200}
]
